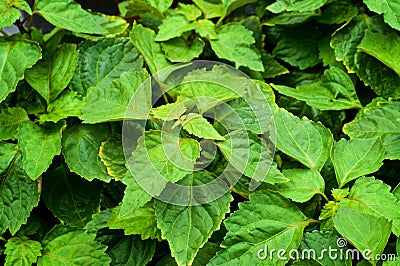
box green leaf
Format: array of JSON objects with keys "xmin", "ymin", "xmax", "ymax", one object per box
[
  {"xmin": 331, "ymin": 138, "xmax": 385, "ymax": 188},
  {"xmin": 71, "ymin": 37, "xmax": 143, "ymax": 95},
  {"xmin": 316, "ymin": 0, "xmax": 358, "ymax": 24},
  {"xmin": 209, "ymin": 192, "xmax": 310, "ymax": 265},
  {"xmin": 271, "ymin": 67, "xmax": 362, "ymax": 110},
  {"xmin": 155, "ymin": 171, "xmax": 232, "ymax": 266},
  {"xmin": 210, "ymin": 23, "xmax": 264, "ymax": 71},
  {"xmin": 333, "ymin": 207, "xmax": 391, "ymax": 260},
  {"xmin": 42, "ymin": 165, "xmax": 103, "ymax": 227},
  {"xmin": 107, "ymin": 236, "xmax": 156, "ymax": 266},
  {"xmin": 119, "ymin": 0, "xmax": 172, "ymax": 17},
  {"xmin": 62, "ymin": 124, "xmax": 111, "ymax": 182},
  {"xmin": 151, "ymin": 102, "xmax": 187, "ymax": 121},
  {"xmin": 99, "ymin": 137, "xmax": 127, "ymax": 180},
  {"xmin": 4, "ymin": 236, "xmax": 42, "ymax": 266},
  {"xmin": 0, "ymin": 107, "xmax": 29, "ymax": 141},
  {"xmin": 273, "ymin": 25, "xmax": 322, "ymax": 70},
  {"xmin": 193, "ymin": 19, "xmax": 217, "ymax": 39},
  {"xmin": 0, "ymin": 40, "xmax": 41, "ymax": 103},
  {"xmin": 332, "ymin": 188, "xmax": 349, "ymax": 201},
  {"xmin": 267, "ymin": 0, "xmax": 326, "ymax": 13},
  {"xmin": 35, "ymin": 0, "xmax": 108, "ymax": 35},
  {"xmin": 161, "ymin": 37, "xmax": 204, "ymax": 63},
  {"xmin": 39, "ymin": 90, "xmax": 84, "ymax": 123},
  {"xmin": 175, "ymin": 3, "xmax": 202, "ymax": 21},
  {"xmin": 222, "ymin": 0, "xmax": 256, "ymax": 17},
  {"xmin": 119, "ymin": 172, "xmax": 152, "ymax": 216},
  {"xmin": 37, "ymin": 225, "xmax": 111, "ymax": 265},
  {"xmin": 81, "ymin": 71, "xmax": 150, "ymax": 123},
  {"xmin": 155, "ymin": 15, "xmax": 195, "ymax": 41},
  {"xmin": 25, "ymin": 43, "xmax": 78, "ymax": 104},
  {"xmin": 274, "ymin": 108, "xmax": 333, "ymax": 171},
  {"xmin": 17, "ymin": 121, "xmax": 66, "ymax": 180},
  {"xmin": 363, "ymin": 0, "xmax": 400, "ymax": 31},
  {"xmin": 0, "ymin": 2, "xmax": 20, "ymax": 29},
  {"xmin": 192, "ymin": 0, "xmax": 224, "ymax": 19},
  {"xmin": 339, "ymin": 177, "xmax": 400, "ymax": 236},
  {"xmin": 0, "ymin": 142, "xmax": 18, "ymax": 172},
  {"xmin": 88, "ymin": 12, "xmax": 129, "ymax": 36},
  {"xmin": 182, "ymin": 113, "xmax": 225, "ymax": 140},
  {"xmin": 275, "ymin": 169, "xmax": 325, "ymax": 203},
  {"xmin": 130, "ymin": 23, "xmax": 171, "ymax": 75},
  {"xmin": 343, "ymin": 98, "xmax": 400, "ymax": 160},
  {"xmin": 263, "ymin": 10, "xmax": 321, "ymax": 26},
  {"xmin": 358, "ymin": 31, "xmax": 400, "ymax": 76},
  {"xmin": 331, "ymin": 15, "xmax": 400, "ymax": 98},
  {"xmin": 0, "ymin": 154, "xmax": 39, "ymax": 234},
  {"xmin": 108, "ymin": 204, "xmax": 161, "ymax": 240}
]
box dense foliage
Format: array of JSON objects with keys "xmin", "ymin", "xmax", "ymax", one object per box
[{"xmin": 1, "ymin": 0, "xmax": 400, "ymax": 265}]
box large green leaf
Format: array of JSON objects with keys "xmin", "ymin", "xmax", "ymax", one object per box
[
  {"xmin": 267, "ymin": 0, "xmax": 326, "ymax": 13},
  {"xmin": 0, "ymin": 154, "xmax": 39, "ymax": 234},
  {"xmin": 42, "ymin": 166, "xmax": 103, "ymax": 227},
  {"xmin": 25, "ymin": 43, "xmax": 78, "ymax": 104},
  {"xmin": 81, "ymin": 71, "xmax": 150, "ymax": 123},
  {"xmin": 130, "ymin": 24, "xmax": 171, "ymax": 75},
  {"xmin": 0, "ymin": 107, "xmax": 29, "ymax": 141},
  {"xmin": 331, "ymin": 138, "xmax": 385, "ymax": 188},
  {"xmin": 39, "ymin": 90, "xmax": 84, "ymax": 123},
  {"xmin": 0, "ymin": 40, "xmax": 41, "ymax": 103},
  {"xmin": 271, "ymin": 67, "xmax": 362, "ymax": 110},
  {"xmin": 274, "ymin": 108, "xmax": 333, "ymax": 171},
  {"xmin": 107, "ymin": 235, "xmax": 156, "ymax": 266},
  {"xmin": 35, "ymin": 0, "xmax": 108, "ymax": 35},
  {"xmin": 155, "ymin": 171, "xmax": 232, "ymax": 266},
  {"xmin": 17, "ymin": 121, "xmax": 66, "ymax": 180},
  {"xmin": 210, "ymin": 23, "xmax": 263, "ymax": 71},
  {"xmin": 339, "ymin": 177, "xmax": 400, "ymax": 236},
  {"xmin": 275, "ymin": 169, "xmax": 325, "ymax": 203},
  {"xmin": 155, "ymin": 15, "xmax": 195, "ymax": 41},
  {"xmin": 357, "ymin": 31, "xmax": 400, "ymax": 76},
  {"xmin": 71, "ymin": 38, "xmax": 143, "ymax": 95},
  {"xmin": 363, "ymin": 0, "xmax": 400, "ymax": 31},
  {"xmin": 4, "ymin": 236, "xmax": 42, "ymax": 266},
  {"xmin": 343, "ymin": 98, "xmax": 400, "ymax": 160},
  {"xmin": 333, "ymin": 207, "xmax": 391, "ymax": 261},
  {"xmin": 331, "ymin": 15, "xmax": 400, "ymax": 98},
  {"xmin": 37, "ymin": 225, "xmax": 111, "ymax": 265},
  {"xmin": 182, "ymin": 113, "xmax": 225, "ymax": 140},
  {"xmin": 209, "ymin": 192, "xmax": 311, "ymax": 265},
  {"xmin": 62, "ymin": 124, "xmax": 111, "ymax": 182}
]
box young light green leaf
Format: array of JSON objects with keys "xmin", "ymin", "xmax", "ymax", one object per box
[
  {"xmin": 107, "ymin": 236, "xmax": 156, "ymax": 266},
  {"xmin": 17, "ymin": 121, "xmax": 66, "ymax": 180},
  {"xmin": 25, "ymin": 43, "xmax": 78, "ymax": 104},
  {"xmin": 108, "ymin": 204, "xmax": 161, "ymax": 240},
  {"xmin": 155, "ymin": 15, "xmax": 195, "ymax": 41},
  {"xmin": 99, "ymin": 137, "xmax": 127, "ymax": 180},
  {"xmin": 0, "ymin": 40, "xmax": 41, "ymax": 103},
  {"xmin": 4, "ymin": 236, "xmax": 42, "ymax": 266},
  {"xmin": 0, "ymin": 107, "xmax": 29, "ymax": 141},
  {"xmin": 155, "ymin": 171, "xmax": 232, "ymax": 266},
  {"xmin": 0, "ymin": 2, "xmax": 20, "ymax": 29},
  {"xmin": 333, "ymin": 207, "xmax": 391, "ymax": 261},
  {"xmin": 209, "ymin": 192, "xmax": 311, "ymax": 265},
  {"xmin": 267, "ymin": 0, "xmax": 326, "ymax": 13},
  {"xmin": 62, "ymin": 124, "xmax": 111, "ymax": 182},
  {"xmin": 130, "ymin": 23, "xmax": 171, "ymax": 75},
  {"xmin": 358, "ymin": 31, "xmax": 400, "ymax": 76},
  {"xmin": 0, "ymin": 155, "xmax": 39, "ymax": 235},
  {"xmin": 162, "ymin": 37, "xmax": 205, "ymax": 62},
  {"xmin": 339, "ymin": 177, "xmax": 400, "ymax": 236},
  {"xmin": 274, "ymin": 108, "xmax": 333, "ymax": 171},
  {"xmin": 193, "ymin": 19, "xmax": 218, "ymax": 39},
  {"xmin": 331, "ymin": 138, "xmax": 385, "ymax": 188},
  {"xmin": 151, "ymin": 102, "xmax": 187, "ymax": 121},
  {"xmin": 363, "ymin": 0, "xmax": 400, "ymax": 31},
  {"xmin": 35, "ymin": 0, "xmax": 108, "ymax": 35},
  {"xmin": 271, "ymin": 67, "xmax": 362, "ymax": 110},
  {"xmin": 88, "ymin": 11, "xmax": 129, "ymax": 36},
  {"xmin": 81, "ymin": 71, "xmax": 150, "ymax": 123},
  {"xmin": 343, "ymin": 98, "xmax": 400, "ymax": 160},
  {"xmin": 37, "ymin": 225, "xmax": 111, "ymax": 266},
  {"xmin": 210, "ymin": 23, "xmax": 264, "ymax": 71},
  {"xmin": 71, "ymin": 37, "xmax": 143, "ymax": 95},
  {"xmin": 332, "ymin": 188, "xmax": 349, "ymax": 201},
  {"xmin": 42, "ymin": 166, "xmax": 103, "ymax": 227},
  {"xmin": 182, "ymin": 113, "xmax": 225, "ymax": 140},
  {"xmin": 192, "ymin": 0, "xmax": 224, "ymax": 19},
  {"xmin": 275, "ymin": 169, "xmax": 325, "ymax": 203},
  {"xmin": 175, "ymin": 3, "xmax": 202, "ymax": 21},
  {"xmin": 39, "ymin": 90, "xmax": 84, "ymax": 123}
]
